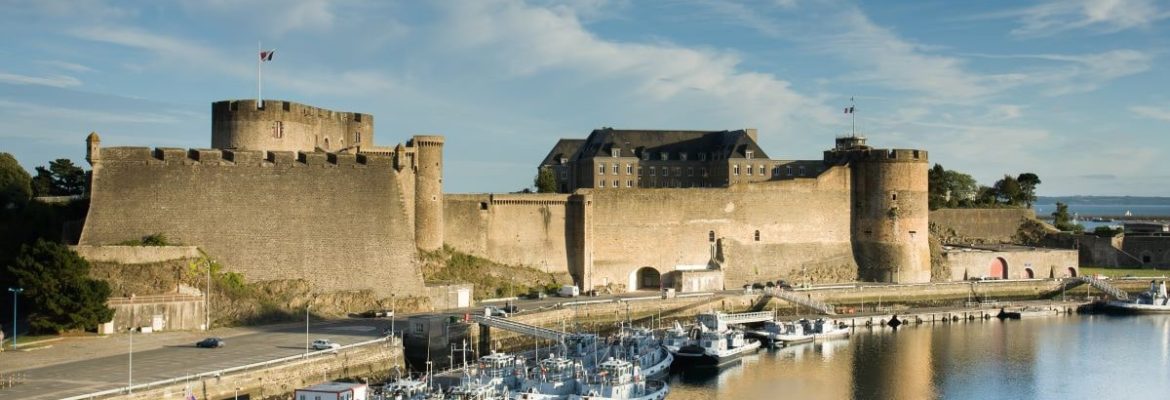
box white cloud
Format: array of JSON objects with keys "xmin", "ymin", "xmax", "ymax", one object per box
[
  {"xmin": 0, "ymin": 99, "xmax": 186, "ymax": 125},
  {"xmin": 997, "ymin": 0, "xmax": 1169, "ymax": 37},
  {"xmin": 181, "ymin": 0, "xmax": 335, "ymax": 36},
  {"xmin": 38, "ymin": 60, "xmax": 94, "ymax": 73},
  {"xmin": 0, "ymin": 71, "xmax": 81, "ymax": 88},
  {"xmin": 1131, "ymin": 105, "xmax": 1170, "ymax": 122},
  {"xmin": 966, "ymin": 49, "xmax": 1153, "ymax": 95}
]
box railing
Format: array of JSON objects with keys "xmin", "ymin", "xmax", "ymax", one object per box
[
  {"xmin": 1074, "ymin": 276, "xmax": 1129, "ymax": 301},
  {"xmin": 770, "ymin": 290, "xmax": 838, "ymax": 315},
  {"xmin": 468, "ymin": 315, "xmax": 565, "ymax": 341},
  {"xmin": 720, "ymin": 311, "xmax": 774, "ymax": 324},
  {"xmin": 59, "ymin": 336, "xmax": 398, "ymax": 400}
]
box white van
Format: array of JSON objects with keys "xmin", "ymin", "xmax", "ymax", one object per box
[{"xmin": 557, "ymin": 285, "xmax": 580, "ymax": 297}]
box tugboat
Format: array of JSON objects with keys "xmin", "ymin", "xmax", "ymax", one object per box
[
  {"xmin": 569, "ymin": 358, "xmax": 669, "ymax": 400},
  {"xmin": 1106, "ymin": 280, "xmax": 1170, "ymax": 314},
  {"xmin": 671, "ymin": 313, "xmax": 761, "ymax": 367}
]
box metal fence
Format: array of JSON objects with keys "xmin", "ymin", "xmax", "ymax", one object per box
[{"xmin": 59, "ymin": 336, "xmax": 398, "ymax": 400}]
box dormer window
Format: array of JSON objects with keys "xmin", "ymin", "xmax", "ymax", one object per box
[
  {"xmin": 560, "ymin": 157, "xmax": 568, "ymax": 165},
  {"xmin": 611, "ymin": 148, "xmax": 621, "ymax": 158},
  {"xmin": 745, "ymin": 150, "xmax": 754, "ymax": 160},
  {"xmin": 699, "ymin": 153, "xmax": 706, "ymax": 161},
  {"xmin": 680, "ymin": 152, "xmax": 688, "ymax": 161},
  {"xmin": 642, "ymin": 151, "xmax": 650, "ymax": 161},
  {"xmin": 660, "ymin": 152, "xmax": 668, "ymax": 161}
]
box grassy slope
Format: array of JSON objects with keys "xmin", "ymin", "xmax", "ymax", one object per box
[{"xmin": 420, "ymin": 245, "xmax": 571, "ymax": 299}]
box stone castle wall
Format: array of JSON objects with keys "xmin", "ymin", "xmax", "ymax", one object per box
[
  {"xmin": 212, "ymin": 99, "xmax": 374, "ymax": 153},
  {"xmin": 930, "ymin": 208, "xmax": 1036, "ymax": 243},
  {"xmin": 849, "ymin": 149, "xmax": 931, "ymax": 283},
  {"xmin": 79, "ymin": 146, "xmax": 422, "ymax": 297},
  {"xmin": 943, "ymin": 247, "xmax": 1079, "ymax": 280},
  {"xmin": 444, "ymin": 193, "xmax": 575, "ymax": 272}
]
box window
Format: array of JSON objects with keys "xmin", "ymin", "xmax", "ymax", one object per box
[
  {"xmin": 613, "ymin": 179, "xmax": 619, "ymax": 188},
  {"xmin": 660, "ymin": 152, "xmax": 668, "ymax": 161},
  {"xmin": 680, "ymin": 152, "xmax": 688, "ymax": 161},
  {"xmin": 754, "ymin": 230, "xmax": 760, "ymax": 241},
  {"xmin": 688, "ymin": 167, "xmax": 694, "ymax": 177},
  {"xmin": 273, "ymin": 121, "xmax": 284, "ymax": 138},
  {"xmin": 324, "ymin": 137, "xmax": 330, "ymax": 150},
  {"xmin": 701, "ymin": 167, "xmax": 708, "ymax": 177},
  {"xmin": 650, "ymin": 167, "xmax": 656, "ymax": 176},
  {"xmin": 599, "ymin": 180, "xmax": 605, "ymax": 188},
  {"xmin": 747, "ymin": 165, "xmax": 752, "ymax": 176},
  {"xmin": 638, "ymin": 166, "xmax": 643, "ymax": 175},
  {"xmin": 611, "ymin": 148, "xmax": 620, "ymax": 157},
  {"xmin": 786, "ymin": 165, "xmax": 793, "ymax": 176},
  {"xmin": 613, "ymin": 164, "xmax": 619, "ymax": 174},
  {"xmin": 559, "ymin": 157, "xmax": 568, "ymax": 165},
  {"xmin": 892, "ymin": 193, "xmax": 898, "ymax": 201},
  {"xmin": 759, "ymin": 165, "xmax": 766, "ymax": 176},
  {"xmin": 642, "ymin": 151, "xmax": 650, "ymax": 161},
  {"xmin": 799, "ymin": 165, "xmax": 806, "ymax": 176},
  {"xmin": 734, "ymin": 165, "xmax": 740, "ymax": 175},
  {"xmin": 673, "ymin": 167, "xmax": 680, "ymax": 177},
  {"xmin": 699, "ymin": 153, "xmax": 707, "ymax": 161},
  {"xmin": 745, "ymin": 150, "xmax": 754, "ymax": 160},
  {"xmin": 709, "ymin": 230, "xmax": 715, "ymax": 242},
  {"xmin": 599, "ymin": 164, "xmax": 605, "ymax": 175},
  {"xmin": 626, "ymin": 164, "xmax": 632, "ymax": 174},
  {"xmin": 354, "ymin": 132, "xmax": 361, "ymax": 143},
  {"xmin": 663, "ymin": 168, "xmax": 669, "ymax": 177},
  {"xmin": 627, "ymin": 180, "xmax": 633, "ymax": 188}
]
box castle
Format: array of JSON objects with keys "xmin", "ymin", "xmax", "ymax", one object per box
[{"xmin": 79, "ymin": 99, "xmax": 931, "ymax": 298}]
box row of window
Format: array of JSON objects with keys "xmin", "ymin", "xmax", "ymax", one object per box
[
  {"xmin": 270, "ymin": 121, "xmax": 363, "ymax": 146},
  {"xmin": 597, "ymin": 179, "xmax": 718, "ymax": 189},
  {"xmin": 611, "ymin": 149, "xmax": 757, "ymax": 161},
  {"xmin": 708, "ymin": 230, "xmax": 762, "ymax": 242},
  {"xmin": 594, "ymin": 163, "xmax": 809, "ymax": 178}
]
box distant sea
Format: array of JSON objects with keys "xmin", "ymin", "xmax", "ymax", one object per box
[{"xmin": 1032, "ymin": 203, "xmax": 1170, "ymax": 218}]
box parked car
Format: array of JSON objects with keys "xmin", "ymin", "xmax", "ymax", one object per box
[
  {"xmin": 527, "ymin": 290, "xmax": 548, "ymax": 300},
  {"xmin": 557, "ymin": 285, "xmax": 580, "ymax": 298},
  {"xmin": 357, "ymin": 309, "xmax": 395, "ymax": 318},
  {"xmin": 311, "ymin": 339, "xmax": 341, "ymax": 350},
  {"xmin": 499, "ymin": 302, "xmax": 520, "ymax": 314},
  {"xmin": 196, "ymin": 337, "xmax": 225, "ymax": 348},
  {"xmin": 484, "ymin": 306, "xmax": 509, "ymax": 318}
]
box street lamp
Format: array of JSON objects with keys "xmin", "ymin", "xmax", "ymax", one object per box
[
  {"xmin": 305, "ymin": 304, "xmax": 310, "ymax": 355},
  {"xmin": 7, "ymin": 287, "xmax": 23, "ymax": 349},
  {"xmin": 205, "ymin": 259, "xmax": 214, "ymax": 331},
  {"xmin": 128, "ymin": 293, "xmax": 136, "ymax": 394}
]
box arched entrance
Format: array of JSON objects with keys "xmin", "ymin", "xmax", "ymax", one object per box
[
  {"xmin": 631, "ymin": 267, "xmax": 661, "ymax": 290},
  {"xmin": 1068, "ymin": 267, "xmax": 1078, "ymax": 277},
  {"xmin": 1024, "ymin": 267, "xmax": 1034, "ymax": 279},
  {"xmin": 989, "ymin": 257, "xmax": 1008, "ymax": 279}
]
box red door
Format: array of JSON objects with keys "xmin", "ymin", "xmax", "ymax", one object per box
[{"xmin": 989, "ymin": 258, "xmax": 1007, "ymax": 279}]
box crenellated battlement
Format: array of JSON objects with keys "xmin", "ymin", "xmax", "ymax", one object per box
[
  {"xmin": 212, "ymin": 99, "xmax": 372, "ymax": 125},
  {"xmin": 823, "ymin": 147, "xmax": 928, "ymax": 164},
  {"xmin": 97, "ymin": 146, "xmax": 399, "ymax": 168}
]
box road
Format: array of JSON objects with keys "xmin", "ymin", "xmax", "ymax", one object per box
[{"xmin": 0, "ymin": 318, "xmax": 392, "ymax": 400}]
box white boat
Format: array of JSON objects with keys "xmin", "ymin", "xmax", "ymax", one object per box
[
  {"xmin": 748, "ymin": 320, "xmax": 812, "ymax": 346},
  {"xmin": 449, "ymin": 351, "xmax": 526, "ymax": 399},
  {"xmin": 671, "ymin": 313, "xmax": 761, "ymax": 367},
  {"xmin": 377, "ymin": 378, "xmax": 446, "ymax": 400},
  {"xmin": 1106, "ymin": 280, "xmax": 1170, "ymax": 314},
  {"xmin": 512, "ymin": 355, "xmax": 585, "ymax": 400},
  {"xmin": 569, "ymin": 358, "xmax": 669, "ymax": 400},
  {"xmin": 661, "ymin": 321, "xmax": 689, "ymax": 354}
]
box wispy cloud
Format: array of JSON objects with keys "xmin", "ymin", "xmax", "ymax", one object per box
[
  {"xmin": 38, "ymin": 60, "xmax": 94, "ymax": 73},
  {"xmin": 988, "ymin": 0, "xmax": 1170, "ymax": 37},
  {"xmin": 0, "ymin": 99, "xmax": 184, "ymax": 124},
  {"xmin": 180, "ymin": 0, "xmax": 336, "ymax": 36},
  {"xmin": 0, "ymin": 71, "xmax": 81, "ymax": 88},
  {"xmin": 1130, "ymin": 104, "xmax": 1170, "ymax": 122}
]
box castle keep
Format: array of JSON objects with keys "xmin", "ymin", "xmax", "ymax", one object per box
[{"xmin": 80, "ymin": 99, "xmax": 932, "ymax": 298}]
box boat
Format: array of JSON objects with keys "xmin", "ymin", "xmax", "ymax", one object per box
[
  {"xmin": 376, "ymin": 378, "xmax": 447, "ymax": 400},
  {"xmin": 606, "ymin": 325, "xmax": 673, "ymax": 378},
  {"xmin": 747, "ymin": 320, "xmax": 812, "ymax": 346},
  {"xmin": 568, "ymin": 358, "xmax": 669, "ymax": 400},
  {"xmin": 512, "ymin": 355, "xmax": 585, "ymax": 400},
  {"xmin": 671, "ymin": 313, "xmax": 761, "ymax": 367},
  {"xmin": 661, "ymin": 321, "xmax": 690, "ymax": 354},
  {"xmin": 1105, "ymin": 280, "xmax": 1170, "ymax": 314},
  {"xmin": 448, "ymin": 351, "xmax": 526, "ymax": 399}
]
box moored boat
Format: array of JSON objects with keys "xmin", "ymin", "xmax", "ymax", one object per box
[
  {"xmin": 671, "ymin": 313, "xmax": 760, "ymax": 367},
  {"xmin": 1105, "ymin": 280, "xmax": 1170, "ymax": 314},
  {"xmin": 569, "ymin": 358, "xmax": 668, "ymax": 400}
]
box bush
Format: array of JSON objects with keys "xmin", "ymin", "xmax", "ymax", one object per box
[
  {"xmin": 8, "ymin": 240, "xmax": 114, "ymax": 333},
  {"xmin": 119, "ymin": 233, "xmax": 172, "ymax": 246}
]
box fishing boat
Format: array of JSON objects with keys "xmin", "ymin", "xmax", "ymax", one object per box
[
  {"xmin": 661, "ymin": 321, "xmax": 690, "ymax": 354},
  {"xmin": 512, "ymin": 355, "xmax": 585, "ymax": 400},
  {"xmin": 606, "ymin": 326, "xmax": 673, "ymax": 378},
  {"xmin": 448, "ymin": 351, "xmax": 526, "ymax": 399},
  {"xmin": 569, "ymin": 358, "xmax": 669, "ymax": 400},
  {"xmin": 671, "ymin": 313, "xmax": 760, "ymax": 367},
  {"xmin": 1106, "ymin": 280, "xmax": 1170, "ymax": 314},
  {"xmin": 747, "ymin": 320, "xmax": 812, "ymax": 346}
]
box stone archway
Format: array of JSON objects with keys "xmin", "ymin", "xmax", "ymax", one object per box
[
  {"xmin": 630, "ymin": 267, "xmax": 661, "ymax": 290},
  {"xmin": 1068, "ymin": 267, "xmax": 1078, "ymax": 277},
  {"xmin": 1025, "ymin": 267, "xmax": 1035, "ymax": 279},
  {"xmin": 989, "ymin": 257, "xmax": 1008, "ymax": 279}
]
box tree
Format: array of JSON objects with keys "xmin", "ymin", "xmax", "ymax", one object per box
[
  {"xmin": 31, "ymin": 159, "xmax": 86, "ymax": 197},
  {"xmin": 1051, "ymin": 202, "xmax": 1083, "ymax": 232},
  {"xmin": 927, "ymin": 164, "xmax": 980, "ymax": 209},
  {"xmin": 0, "ymin": 153, "xmax": 32, "ymax": 210},
  {"xmin": 1016, "ymin": 172, "xmax": 1041, "ymax": 207},
  {"xmin": 8, "ymin": 240, "xmax": 114, "ymax": 333},
  {"xmin": 534, "ymin": 168, "xmax": 558, "ymax": 193},
  {"xmin": 993, "ymin": 175, "xmax": 1021, "ymax": 206}
]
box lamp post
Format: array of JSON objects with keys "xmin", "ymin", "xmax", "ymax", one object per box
[
  {"xmin": 7, "ymin": 287, "xmax": 23, "ymax": 350},
  {"xmin": 205, "ymin": 259, "xmax": 214, "ymax": 331},
  {"xmin": 305, "ymin": 304, "xmax": 310, "ymax": 355},
  {"xmin": 129, "ymin": 293, "xmax": 136, "ymax": 394}
]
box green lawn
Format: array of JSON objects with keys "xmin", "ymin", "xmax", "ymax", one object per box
[{"xmin": 1080, "ymin": 267, "xmax": 1170, "ymax": 279}]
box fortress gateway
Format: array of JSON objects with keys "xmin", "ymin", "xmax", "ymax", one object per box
[{"xmin": 79, "ymin": 100, "xmax": 930, "ymax": 298}]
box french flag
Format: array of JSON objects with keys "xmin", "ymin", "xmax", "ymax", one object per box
[{"xmin": 260, "ymin": 50, "xmax": 275, "ymax": 62}]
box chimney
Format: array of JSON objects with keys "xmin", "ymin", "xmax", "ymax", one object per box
[{"xmin": 745, "ymin": 128, "xmax": 758, "ymax": 143}]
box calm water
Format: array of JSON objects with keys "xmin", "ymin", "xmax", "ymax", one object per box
[
  {"xmin": 665, "ymin": 315, "xmax": 1170, "ymax": 400},
  {"xmin": 1033, "ymin": 203, "xmax": 1170, "ymax": 217}
]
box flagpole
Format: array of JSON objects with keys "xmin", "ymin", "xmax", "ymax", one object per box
[
  {"xmin": 257, "ymin": 42, "xmax": 262, "ymax": 109},
  {"xmin": 850, "ymin": 97, "xmax": 856, "ymax": 137}
]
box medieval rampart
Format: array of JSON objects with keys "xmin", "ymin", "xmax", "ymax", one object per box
[
  {"xmin": 930, "ymin": 208, "xmax": 1035, "ymax": 243},
  {"xmin": 444, "ymin": 193, "xmax": 576, "ymax": 272},
  {"xmin": 79, "ymin": 146, "xmax": 421, "ymax": 297}
]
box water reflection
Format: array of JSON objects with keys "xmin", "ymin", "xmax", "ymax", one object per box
[{"xmin": 665, "ymin": 315, "xmax": 1170, "ymax": 400}]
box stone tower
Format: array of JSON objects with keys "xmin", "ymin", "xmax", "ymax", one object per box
[
  {"xmin": 86, "ymin": 132, "xmax": 101, "ymax": 165},
  {"xmin": 826, "ymin": 136, "xmax": 931, "ymax": 283},
  {"xmin": 411, "ymin": 135, "xmax": 445, "ymax": 251}
]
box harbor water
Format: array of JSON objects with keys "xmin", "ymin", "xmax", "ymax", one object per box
[{"xmin": 665, "ymin": 314, "xmax": 1170, "ymax": 399}]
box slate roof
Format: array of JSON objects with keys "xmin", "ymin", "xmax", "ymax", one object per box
[
  {"xmin": 571, "ymin": 128, "xmax": 768, "ymax": 161},
  {"xmin": 539, "ymin": 139, "xmax": 585, "ymax": 167}
]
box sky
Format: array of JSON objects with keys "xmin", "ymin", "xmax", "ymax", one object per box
[{"xmin": 1, "ymin": 0, "xmax": 1168, "ymax": 196}]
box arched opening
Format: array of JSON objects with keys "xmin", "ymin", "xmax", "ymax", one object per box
[
  {"xmin": 988, "ymin": 257, "xmax": 1008, "ymax": 279},
  {"xmin": 1068, "ymin": 267, "xmax": 1078, "ymax": 277},
  {"xmin": 1024, "ymin": 267, "xmax": 1035, "ymax": 279},
  {"xmin": 324, "ymin": 137, "xmax": 331, "ymax": 150},
  {"xmin": 633, "ymin": 267, "xmax": 661, "ymax": 290}
]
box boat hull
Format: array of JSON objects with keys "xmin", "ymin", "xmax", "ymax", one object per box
[
  {"xmin": 671, "ymin": 341, "xmax": 760, "ymax": 368},
  {"xmin": 1104, "ymin": 301, "xmax": 1170, "ymax": 314}
]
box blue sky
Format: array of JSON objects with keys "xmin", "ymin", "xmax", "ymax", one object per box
[{"xmin": 1, "ymin": 0, "xmax": 1168, "ymax": 196}]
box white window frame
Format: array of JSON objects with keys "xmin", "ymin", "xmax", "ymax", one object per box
[{"xmin": 599, "ymin": 163, "xmax": 605, "ymax": 175}]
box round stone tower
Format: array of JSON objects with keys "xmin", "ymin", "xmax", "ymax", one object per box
[
  {"xmin": 411, "ymin": 135, "xmax": 445, "ymax": 251},
  {"xmin": 827, "ymin": 137, "xmax": 931, "ymax": 283}
]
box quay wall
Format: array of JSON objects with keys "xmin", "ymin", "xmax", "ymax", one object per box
[
  {"xmin": 931, "ymin": 208, "xmax": 1035, "ymax": 243},
  {"xmin": 80, "ymin": 147, "xmax": 423, "ymax": 297},
  {"xmin": 942, "ymin": 248, "xmax": 1079, "ymax": 281},
  {"xmin": 100, "ymin": 338, "xmax": 402, "ymax": 400}
]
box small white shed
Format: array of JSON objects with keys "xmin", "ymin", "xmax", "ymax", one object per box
[{"xmin": 294, "ymin": 382, "xmax": 368, "ymax": 400}]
